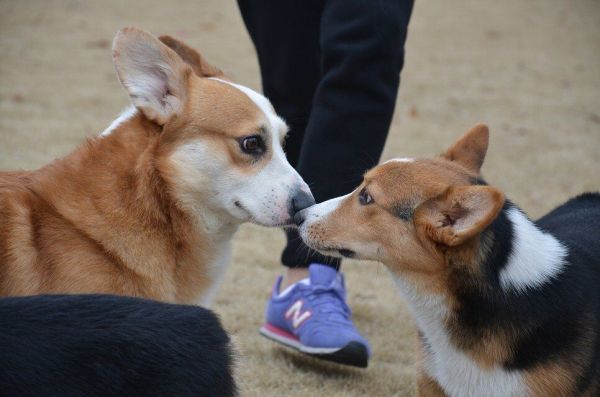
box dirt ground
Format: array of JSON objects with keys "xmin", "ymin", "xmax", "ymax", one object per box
[{"xmin": 1, "ymin": 0, "xmax": 599, "ymax": 395}]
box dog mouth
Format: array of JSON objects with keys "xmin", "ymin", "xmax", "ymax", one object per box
[
  {"xmin": 338, "ymin": 249, "xmax": 356, "ymax": 258},
  {"xmin": 310, "ymin": 244, "xmax": 356, "ymax": 259},
  {"xmin": 234, "ymin": 200, "xmax": 249, "ymax": 217},
  {"xmin": 297, "ymin": 227, "xmax": 355, "ymax": 257},
  {"xmin": 234, "ymin": 200, "xmax": 294, "ymax": 227}
]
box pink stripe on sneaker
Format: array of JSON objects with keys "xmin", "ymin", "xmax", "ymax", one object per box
[{"xmin": 263, "ymin": 323, "xmax": 299, "ymax": 342}]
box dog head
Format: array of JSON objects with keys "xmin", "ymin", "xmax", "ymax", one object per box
[
  {"xmin": 297, "ymin": 125, "xmax": 504, "ymax": 275},
  {"xmin": 111, "ymin": 27, "xmax": 313, "ymax": 227}
]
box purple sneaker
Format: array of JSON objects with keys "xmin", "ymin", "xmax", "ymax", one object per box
[{"xmin": 259, "ymin": 264, "xmax": 370, "ymax": 368}]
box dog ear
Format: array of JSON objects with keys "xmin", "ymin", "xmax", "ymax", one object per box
[
  {"xmin": 415, "ymin": 185, "xmax": 504, "ymax": 247},
  {"xmin": 158, "ymin": 35, "xmax": 223, "ymax": 78},
  {"xmin": 442, "ymin": 124, "xmax": 489, "ymax": 174},
  {"xmin": 112, "ymin": 27, "xmax": 191, "ymax": 125}
]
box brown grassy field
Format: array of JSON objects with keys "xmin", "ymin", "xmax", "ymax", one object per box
[{"xmin": 1, "ymin": 0, "xmax": 599, "ymax": 395}]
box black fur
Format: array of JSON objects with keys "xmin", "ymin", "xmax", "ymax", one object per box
[
  {"xmin": 0, "ymin": 294, "xmax": 236, "ymax": 397},
  {"xmin": 447, "ymin": 193, "xmax": 600, "ymax": 395},
  {"xmin": 535, "ymin": 192, "xmax": 600, "ymax": 393},
  {"xmin": 392, "ymin": 205, "xmax": 414, "ymax": 220}
]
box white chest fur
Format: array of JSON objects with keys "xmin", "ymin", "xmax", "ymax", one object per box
[
  {"xmin": 197, "ymin": 238, "xmax": 231, "ymax": 307},
  {"xmin": 189, "ymin": 209, "xmax": 238, "ymax": 308},
  {"xmin": 391, "ymin": 274, "xmax": 527, "ymax": 397}
]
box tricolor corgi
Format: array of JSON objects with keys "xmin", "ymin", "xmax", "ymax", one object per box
[
  {"xmin": 0, "ymin": 27, "xmax": 313, "ymax": 306},
  {"xmin": 296, "ymin": 124, "xmax": 600, "ymax": 396}
]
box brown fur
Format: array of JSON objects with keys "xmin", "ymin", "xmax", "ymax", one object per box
[
  {"xmin": 300, "ymin": 124, "xmax": 594, "ymax": 395},
  {"xmin": 1, "ymin": 114, "xmax": 203, "ymax": 301},
  {"xmin": 303, "ymin": 126, "xmax": 515, "ymax": 367},
  {"xmin": 159, "ymin": 35, "xmax": 224, "ymax": 79},
  {"xmin": 523, "ymin": 321, "xmax": 596, "ymax": 397},
  {"xmin": 416, "ymin": 371, "xmax": 447, "ymax": 397},
  {"xmin": 524, "ymin": 362, "xmax": 578, "ymax": 397},
  {"xmin": 0, "ymin": 29, "xmax": 271, "ymax": 303},
  {"xmin": 441, "ymin": 234, "xmax": 517, "ymax": 368}
]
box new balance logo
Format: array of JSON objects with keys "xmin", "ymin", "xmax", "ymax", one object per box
[{"xmin": 285, "ymin": 300, "xmax": 312, "ymax": 329}]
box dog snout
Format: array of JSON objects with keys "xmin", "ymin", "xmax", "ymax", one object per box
[{"xmin": 291, "ymin": 190, "xmax": 315, "ymax": 214}]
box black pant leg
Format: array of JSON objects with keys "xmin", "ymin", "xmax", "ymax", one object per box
[
  {"xmin": 237, "ymin": 0, "xmax": 322, "ymax": 168},
  {"xmin": 238, "ymin": 0, "xmax": 414, "ymax": 270},
  {"xmin": 298, "ymin": 0, "xmax": 414, "ymax": 200},
  {"xmin": 284, "ymin": 0, "xmax": 415, "ymax": 270},
  {"xmin": 238, "ymin": 0, "xmax": 336, "ymax": 269}
]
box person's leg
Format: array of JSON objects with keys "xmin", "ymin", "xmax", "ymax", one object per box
[
  {"xmin": 282, "ymin": 0, "xmax": 415, "ymax": 288},
  {"xmin": 240, "ymin": 0, "xmax": 414, "ymax": 367},
  {"xmin": 246, "ymin": 0, "xmax": 415, "ymax": 280},
  {"xmin": 237, "ymin": 0, "xmax": 321, "ymax": 169},
  {"xmin": 238, "ymin": 0, "xmax": 332, "ymax": 290},
  {"xmin": 298, "ymin": 0, "xmax": 414, "ymax": 202}
]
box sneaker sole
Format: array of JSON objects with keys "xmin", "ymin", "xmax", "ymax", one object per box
[{"xmin": 259, "ymin": 323, "xmax": 369, "ymax": 368}]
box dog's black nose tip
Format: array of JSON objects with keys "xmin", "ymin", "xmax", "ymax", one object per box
[
  {"xmin": 294, "ymin": 211, "xmax": 306, "ymax": 226},
  {"xmin": 292, "ymin": 190, "xmax": 315, "ymax": 213}
]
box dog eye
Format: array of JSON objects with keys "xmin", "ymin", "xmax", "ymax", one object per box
[
  {"xmin": 240, "ymin": 135, "xmax": 264, "ymax": 155},
  {"xmin": 359, "ymin": 188, "xmax": 374, "ymax": 205}
]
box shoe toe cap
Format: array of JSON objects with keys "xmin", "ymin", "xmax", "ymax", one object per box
[{"xmin": 302, "ymin": 324, "xmax": 371, "ymax": 356}]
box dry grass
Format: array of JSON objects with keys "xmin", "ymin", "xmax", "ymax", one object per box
[{"xmin": 1, "ymin": 0, "xmax": 599, "ymax": 395}]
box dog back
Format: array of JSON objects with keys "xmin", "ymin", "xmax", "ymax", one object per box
[
  {"xmin": 0, "ymin": 294, "xmax": 236, "ymax": 397},
  {"xmin": 537, "ymin": 192, "xmax": 600, "ymax": 258},
  {"xmin": 536, "ymin": 192, "xmax": 600, "ymax": 394}
]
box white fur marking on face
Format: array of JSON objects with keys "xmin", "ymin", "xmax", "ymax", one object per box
[
  {"xmin": 303, "ymin": 192, "xmax": 352, "ymax": 224},
  {"xmin": 500, "ymin": 208, "xmax": 568, "ymax": 293},
  {"xmin": 391, "ymin": 273, "xmax": 526, "ymax": 397},
  {"xmin": 313, "ymin": 194, "xmax": 348, "ymax": 216},
  {"xmin": 197, "ymin": 239, "xmax": 232, "ymax": 307},
  {"xmin": 384, "ymin": 157, "xmax": 415, "ymax": 163},
  {"xmin": 298, "ymin": 192, "xmax": 368, "ymax": 256},
  {"xmin": 170, "ymin": 78, "xmax": 310, "ymax": 227},
  {"xmin": 100, "ymin": 106, "xmax": 138, "ymax": 136}
]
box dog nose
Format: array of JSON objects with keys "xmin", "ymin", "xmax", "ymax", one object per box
[
  {"xmin": 294, "ymin": 210, "xmax": 306, "ymax": 226},
  {"xmin": 291, "ymin": 190, "xmax": 315, "ymax": 213}
]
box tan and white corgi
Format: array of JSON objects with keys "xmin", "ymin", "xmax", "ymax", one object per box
[
  {"xmin": 296, "ymin": 125, "xmax": 600, "ymax": 396},
  {"xmin": 0, "ymin": 27, "xmax": 313, "ymax": 306}
]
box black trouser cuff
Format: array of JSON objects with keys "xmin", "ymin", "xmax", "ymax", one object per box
[{"xmin": 280, "ymin": 228, "xmax": 341, "ymax": 271}]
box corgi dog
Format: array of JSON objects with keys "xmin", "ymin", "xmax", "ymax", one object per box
[
  {"xmin": 0, "ymin": 27, "xmax": 313, "ymax": 306},
  {"xmin": 296, "ymin": 124, "xmax": 600, "ymax": 396}
]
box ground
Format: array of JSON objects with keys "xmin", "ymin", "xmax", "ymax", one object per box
[{"xmin": 1, "ymin": 0, "xmax": 598, "ymax": 395}]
